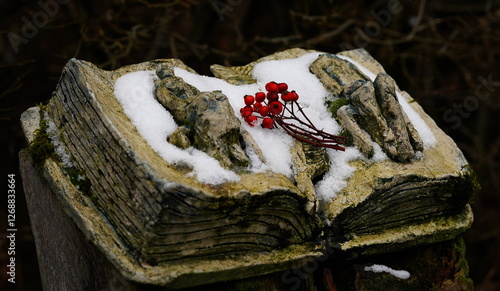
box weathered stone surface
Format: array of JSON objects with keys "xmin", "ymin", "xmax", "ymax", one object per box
[
  {"xmin": 186, "ymin": 91, "xmax": 249, "ymax": 170},
  {"xmin": 374, "ymin": 73, "xmax": 416, "ymax": 162},
  {"xmin": 319, "ymin": 48, "xmax": 476, "ymax": 253},
  {"xmin": 167, "ymin": 125, "xmax": 191, "ymax": 150},
  {"xmin": 154, "ymin": 73, "xmax": 200, "ymax": 122},
  {"xmin": 21, "ymin": 58, "xmax": 322, "ymax": 288},
  {"xmin": 309, "ymin": 54, "xmax": 369, "ymax": 96},
  {"xmin": 155, "ymin": 70, "xmax": 265, "ymax": 170},
  {"xmin": 210, "ymin": 47, "xmax": 317, "ymax": 85},
  {"xmin": 290, "ymin": 140, "xmax": 330, "ymax": 210},
  {"xmin": 399, "ymin": 91, "xmax": 425, "ymax": 152},
  {"xmin": 347, "ymin": 80, "xmax": 397, "ymax": 158},
  {"xmin": 19, "ymin": 48, "xmax": 476, "ymax": 288},
  {"xmin": 336, "ymin": 105, "xmax": 374, "ymax": 158},
  {"xmin": 210, "ymin": 64, "xmax": 256, "ymax": 85},
  {"xmin": 311, "ymin": 57, "xmax": 423, "ymax": 163}
]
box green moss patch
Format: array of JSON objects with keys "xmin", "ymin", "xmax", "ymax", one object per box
[
  {"xmin": 328, "ymin": 98, "xmax": 351, "ymax": 119},
  {"xmin": 28, "ymin": 105, "xmax": 92, "ymax": 195},
  {"xmin": 28, "ymin": 105, "xmax": 56, "ymax": 168}
]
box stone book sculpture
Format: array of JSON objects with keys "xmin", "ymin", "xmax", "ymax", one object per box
[{"xmin": 20, "ymin": 48, "xmax": 475, "ymax": 289}]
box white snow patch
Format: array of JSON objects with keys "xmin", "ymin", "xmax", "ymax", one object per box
[
  {"xmin": 252, "ymin": 52, "xmax": 343, "ymax": 135},
  {"xmin": 337, "ymin": 55, "xmax": 437, "ymax": 148},
  {"xmin": 371, "ymin": 142, "xmax": 389, "ymax": 162},
  {"xmin": 114, "ymin": 70, "xmax": 239, "ymax": 185},
  {"xmin": 44, "ymin": 111, "xmax": 74, "ymax": 168},
  {"xmin": 173, "ymin": 52, "xmax": 341, "ymax": 179},
  {"xmin": 364, "ymin": 264, "xmax": 410, "ymax": 279},
  {"xmin": 113, "ymin": 52, "xmax": 435, "ymax": 194},
  {"xmin": 315, "ymin": 147, "xmax": 363, "ymax": 200}
]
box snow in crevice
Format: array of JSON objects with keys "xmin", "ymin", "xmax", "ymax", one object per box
[
  {"xmin": 114, "ymin": 70, "xmax": 239, "ymax": 185},
  {"xmin": 364, "ymin": 264, "xmax": 411, "ymax": 280},
  {"xmin": 44, "ymin": 111, "xmax": 74, "ymax": 168},
  {"xmin": 114, "ymin": 52, "xmax": 436, "ymax": 198}
]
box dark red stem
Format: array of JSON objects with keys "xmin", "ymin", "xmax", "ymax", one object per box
[{"xmin": 273, "ymin": 101, "xmax": 347, "ymax": 151}]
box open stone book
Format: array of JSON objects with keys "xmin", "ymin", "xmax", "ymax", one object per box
[{"xmin": 20, "ymin": 48, "xmax": 475, "ymax": 288}]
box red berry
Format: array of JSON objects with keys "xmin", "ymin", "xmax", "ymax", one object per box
[
  {"xmin": 267, "ymin": 92, "xmax": 279, "ymax": 102},
  {"xmin": 244, "ymin": 95, "xmax": 255, "ymax": 106},
  {"xmin": 261, "ymin": 117, "xmax": 274, "ymax": 129},
  {"xmin": 253, "ymin": 102, "xmax": 263, "ymax": 112},
  {"xmin": 255, "ymin": 92, "xmax": 266, "ymax": 103},
  {"xmin": 259, "ymin": 106, "xmax": 269, "ymax": 117},
  {"xmin": 290, "ymin": 90, "xmax": 299, "ymax": 102},
  {"xmin": 269, "ymin": 101, "xmax": 283, "ymax": 115},
  {"xmin": 241, "ymin": 110, "xmax": 252, "ymax": 118},
  {"xmin": 265, "ymin": 81, "xmax": 279, "ymax": 93},
  {"xmin": 281, "ymin": 91, "xmax": 292, "ymax": 102},
  {"xmin": 241, "ymin": 106, "xmax": 253, "ymax": 117},
  {"xmin": 277, "ymin": 83, "xmax": 288, "ymax": 93},
  {"xmin": 245, "ymin": 115, "xmax": 258, "ymax": 126}
]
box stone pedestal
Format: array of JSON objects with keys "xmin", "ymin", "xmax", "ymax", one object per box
[{"xmin": 19, "ymin": 48, "xmax": 475, "ymax": 290}]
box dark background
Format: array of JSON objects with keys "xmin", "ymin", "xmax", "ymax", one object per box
[{"xmin": 1, "ymin": 0, "xmax": 499, "ymax": 290}]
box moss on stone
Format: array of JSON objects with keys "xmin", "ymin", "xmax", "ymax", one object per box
[
  {"xmin": 28, "ymin": 105, "xmax": 56, "ymax": 169},
  {"xmin": 28, "ymin": 104, "xmax": 92, "ymax": 196},
  {"xmin": 65, "ymin": 166, "xmax": 91, "ymax": 196},
  {"xmin": 328, "ymin": 98, "xmax": 351, "ymax": 119},
  {"xmin": 338, "ymin": 128, "xmax": 354, "ymax": 147},
  {"xmin": 447, "ymin": 238, "xmax": 474, "ymax": 290},
  {"xmin": 460, "ymin": 165, "xmax": 481, "ymax": 194},
  {"xmin": 327, "ymin": 98, "xmax": 354, "ymax": 147}
]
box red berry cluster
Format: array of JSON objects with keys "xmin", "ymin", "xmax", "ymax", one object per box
[
  {"xmin": 240, "ymin": 81, "xmax": 299, "ymax": 128},
  {"xmin": 239, "ymin": 81, "xmax": 347, "ymax": 151}
]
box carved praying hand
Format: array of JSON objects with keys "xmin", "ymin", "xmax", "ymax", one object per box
[
  {"xmin": 154, "ymin": 66, "xmax": 265, "ymax": 171},
  {"xmin": 337, "ymin": 73, "xmax": 424, "ymax": 163},
  {"xmin": 310, "ymin": 53, "xmax": 424, "ymax": 163}
]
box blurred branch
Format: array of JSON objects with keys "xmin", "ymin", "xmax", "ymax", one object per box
[
  {"xmin": 296, "ymin": 18, "xmax": 355, "ymax": 47},
  {"xmin": 429, "ymin": 1, "xmax": 500, "ymax": 13},
  {"xmin": 0, "ymin": 59, "xmax": 36, "ymax": 68},
  {"xmin": 0, "ymin": 67, "xmax": 33, "ymax": 101}
]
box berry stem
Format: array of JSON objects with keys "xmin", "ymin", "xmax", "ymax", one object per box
[
  {"xmin": 240, "ymin": 82, "xmax": 347, "ymax": 151},
  {"xmin": 275, "ymin": 101, "xmax": 346, "ymax": 151}
]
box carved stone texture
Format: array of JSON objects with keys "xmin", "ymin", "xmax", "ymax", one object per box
[
  {"xmin": 374, "ymin": 73, "xmax": 423, "ymax": 161},
  {"xmin": 336, "ymin": 105, "xmax": 374, "ymax": 158},
  {"xmin": 155, "ymin": 66, "xmax": 267, "ymax": 171},
  {"xmin": 309, "ymin": 52, "xmax": 423, "ymax": 163},
  {"xmin": 210, "ymin": 48, "xmax": 318, "ymax": 85},
  {"xmin": 290, "ymin": 140, "xmax": 330, "ymax": 209},
  {"xmin": 186, "ymin": 91, "xmax": 250, "ymax": 169},
  {"xmin": 212, "ymin": 48, "xmax": 474, "ymax": 257},
  {"xmin": 21, "ymin": 58, "xmax": 321, "ymax": 288},
  {"xmin": 19, "ymin": 48, "xmax": 476, "ymax": 289},
  {"xmin": 309, "ymin": 54, "xmax": 370, "ymax": 96},
  {"xmin": 348, "ymin": 80, "xmax": 397, "ymax": 158}
]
